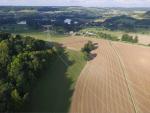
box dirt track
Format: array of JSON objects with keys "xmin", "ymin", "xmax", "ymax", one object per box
[{"xmin": 61, "ymin": 37, "xmax": 150, "ymax": 113}]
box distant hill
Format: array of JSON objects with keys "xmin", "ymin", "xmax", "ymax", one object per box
[
  {"xmin": 144, "ymin": 11, "xmax": 150, "ymax": 18},
  {"xmin": 101, "ymin": 15, "xmax": 150, "ymax": 31}
]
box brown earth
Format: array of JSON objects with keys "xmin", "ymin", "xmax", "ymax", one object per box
[
  {"xmin": 60, "ymin": 36, "xmax": 89, "ymax": 51},
  {"xmin": 113, "ymin": 42, "xmax": 150, "ymax": 113},
  {"xmin": 61, "ymin": 37, "xmax": 150, "ymax": 113}
]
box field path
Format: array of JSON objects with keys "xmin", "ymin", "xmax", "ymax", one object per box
[{"xmin": 70, "ymin": 39, "xmax": 136, "ymax": 113}]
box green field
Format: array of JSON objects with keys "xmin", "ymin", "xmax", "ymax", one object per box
[
  {"xmin": 19, "ymin": 31, "xmax": 67, "ymax": 42},
  {"xmin": 27, "ymin": 49, "xmax": 86, "ymax": 112},
  {"xmin": 79, "ymin": 27, "xmax": 123, "ymax": 37}
]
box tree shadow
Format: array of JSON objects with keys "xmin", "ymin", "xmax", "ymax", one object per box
[
  {"xmin": 87, "ymin": 42, "xmax": 98, "ymax": 61},
  {"xmin": 26, "ymin": 44, "xmax": 75, "ymax": 113},
  {"xmin": 93, "ymin": 43, "xmax": 99, "ymax": 50},
  {"xmin": 88, "ymin": 53, "xmax": 97, "ymax": 61}
]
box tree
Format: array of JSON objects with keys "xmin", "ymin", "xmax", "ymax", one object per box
[
  {"xmin": 0, "ymin": 40, "xmax": 10, "ymax": 79},
  {"xmin": 121, "ymin": 34, "xmax": 137, "ymax": 43},
  {"xmin": 133, "ymin": 36, "xmax": 138, "ymax": 43},
  {"xmin": 0, "ymin": 32, "xmax": 11, "ymax": 41},
  {"xmin": 82, "ymin": 41, "xmax": 95, "ymax": 53},
  {"xmin": 0, "ymin": 82, "xmax": 12, "ymax": 112},
  {"xmin": 81, "ymin": 41, "xmax": 96, "ymax": 60},
  {"xmin": 10, "ymin": 89, "xmax": 24, "ymax": 111}
]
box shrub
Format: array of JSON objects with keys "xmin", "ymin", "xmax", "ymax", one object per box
[
  {"xmin": 133, "ymin": 36, "xmax": 138, "ymax": 43},
  {"xmin": 81, "ymin": 41, "xmax": 95, "ymax": 60}
]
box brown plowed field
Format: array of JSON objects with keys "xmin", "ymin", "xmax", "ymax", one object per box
[
  {"xmin": 113, "ymin": 42, "xmax": 150, "ymax": 113},
  {"xmin": 61, "ymin": 37, "xmax": 150, "ymax": 113},
  {"xmin": 61, "ymin": 36, "xmax": 89, "ymax": 50}
]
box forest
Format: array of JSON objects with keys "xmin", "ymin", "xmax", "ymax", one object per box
[{"xmin": 0, "ymin": 32, "xmax": 61, "ymax": 112}]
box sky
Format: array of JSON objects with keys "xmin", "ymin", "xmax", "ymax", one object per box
[{"xmin": 1, "ymin": 0, "xmax": 150, "ymax": 7}]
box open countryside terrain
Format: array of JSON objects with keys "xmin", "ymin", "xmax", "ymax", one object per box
[
  {"xmin": 1, "ymin": 6, "xmax": 150, "ymax": 112},
  {"xmin": 24, "ymin": 30, "xmax": 150, "ymax": 45},
  {"xmin": 79, "ymin": 27, "xmax": 150, "ymax": 45},
  {"xmin": 58, "ymin": 37, "xmax": 150, "ymax": 113}
]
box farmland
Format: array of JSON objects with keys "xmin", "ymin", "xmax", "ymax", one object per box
[
  {"xmin": 0, "ymin": 6, "xmax": 150, "ymax": 113},
  {"xmin": 11, "ymin": 31, "xmax": 150, "ymax": 113},
  {"xmin": 62, "ymin": 37, "xmax": 150, "ymax": 113},
  {"xmin": 79, "ymin": 27, "xmax": 150, "ymax": 45}
]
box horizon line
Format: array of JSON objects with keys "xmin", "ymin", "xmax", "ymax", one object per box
[{"xmin": 0, "ymin": 5, "xmax": 150, "ymax": 8}]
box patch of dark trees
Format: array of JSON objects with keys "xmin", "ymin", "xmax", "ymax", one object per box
[
  {"xmin": 81, "ymin": 41, "xmax": 98, "ymax": 60},
  {"xmin": 0, "ymin": 32, "xmax": 63, "ymax": 112},
  {"xmin": 121, "ymin": 34, "xmax": 138, "ymax": 43}
]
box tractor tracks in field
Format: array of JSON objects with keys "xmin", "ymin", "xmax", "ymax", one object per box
[
  {"xmin": 109, "ymin": 41, "xmax": 139, "ymax": 113},
  {"xmin": 70, "ymin": 39, "xmax": 139, "ymax": 113}
]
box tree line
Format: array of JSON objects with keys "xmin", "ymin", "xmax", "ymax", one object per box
[
  {"xmin": 97, "ymin": 32, "xmax": 119, "ymax": 41},
  {"xmin": 121, "ymin": 34, "xmax": 138, "ymax": 43}
]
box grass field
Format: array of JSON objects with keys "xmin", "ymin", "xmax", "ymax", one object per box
[
  {"xmin": 80, "ymin": 27, "xmax": 123, "ymax": 37},
  {"xmin": 19, "ymin": 31, "xmax": 68, "ymax": 42},
  {"xmin": 27, "ymin": 49, "xmax": 86, "ymax": 112}
]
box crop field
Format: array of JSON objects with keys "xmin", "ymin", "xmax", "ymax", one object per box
[
  {"xmin": 60, "ymin": 36, "xmax": 89, "ymax": 50},
  {"xmin": 59, "ymin": 37, "xmax": 150, "ymax": 113},
  {"xmin": 80, "ymin": 27, "xmax": 150, "ymax": 45},
  {"xmin": 113, "ymin": 42, "xmax": 150, "ymax": 113}
]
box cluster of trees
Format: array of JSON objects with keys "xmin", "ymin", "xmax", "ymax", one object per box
[
  {"xmin": 0, "ymin": 32, "xmax": 59, "ymax": 112},
  {"xmin": 97, "ymin": 32, "xmax": 119, "ymax": 41},
  {"xmin": 81, "ymin": 41, "xmax": 96, "ymax": 60},
  {"xmin": 144, "ymin": 11, "xmax": 150, "ymax": 18},
  {"xmin": 121, "ymin": 34, "xmax": 138, "ymax": 43}
]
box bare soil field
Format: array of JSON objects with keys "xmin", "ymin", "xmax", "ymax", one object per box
[
  {"xmin": 60, "ymin": 36, "xmax": 89, "ymax": 50},
  {"xmin": 61, "ymin": 37, "xmax": 150, "ymax": 113},
  {"xmin": 113, "ymin": 42, "xmax": 150, "ymax": 113}
]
